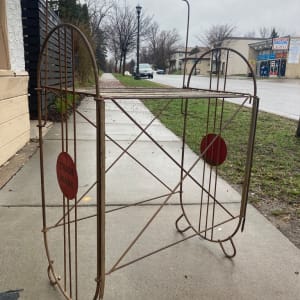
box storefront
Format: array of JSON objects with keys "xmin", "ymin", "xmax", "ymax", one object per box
[
  {"xmin": 256, "ymin": 52, "xmax": 288, "ymax": 77},
  {"xmin": 250, "ymin": 37, "xmax": 290, "ymax": 78}
]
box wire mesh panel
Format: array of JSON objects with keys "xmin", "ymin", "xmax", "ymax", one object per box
[
  {"xmin": 37, "ymin": 23, "xmax": 105, "ymax": 299},
  {"xmin": 180, "ymin": 48, "xmax": 258, "ymax": 249}
]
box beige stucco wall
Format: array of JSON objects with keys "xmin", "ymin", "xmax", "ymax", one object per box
[
  {"xmin": 221, "ymin": 39, "xmax": 260, "ymax": 75},
  {"xmin": 0, "ymin": 71, "xmax": 30, "ymax": 166},
  {"xmin": 286, "ymin": 38, "xmax": 300, "ymax": 78},
  {"xmin": 286, "ymin": 64, "xmax": 300, "ymax": 78},
  {"xmin": 185, "ymin": 59, "xmax": 210, "ymax": 76},
  {"xmin": 0, "ymin": 0, "xmax": 30, "ymax": 167}
]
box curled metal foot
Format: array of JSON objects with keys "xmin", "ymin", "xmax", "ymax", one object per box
[
  {"xmin": 175, "ymin": 214, "xmax": 191, "ymax": 233},
  {"xmin": 47, "ymin": 261, "xmax": 60, "ymax": 286},
  {"xmin": 219, "ymin": 238, "xmax": 236, "ymax": 259}
]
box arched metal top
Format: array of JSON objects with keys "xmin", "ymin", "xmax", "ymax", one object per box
[
  {"xmin": 187, "ymin": 47, "xmax": 257, "ymax": 97},
  {"xmin": 37, "ymin": 23, "xmax": 99, "ymax": 98}
]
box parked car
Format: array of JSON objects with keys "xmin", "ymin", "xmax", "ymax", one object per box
[
  {"xmin": 133, "ymin": 63, "xmax": 153, "ymax": 79},
  {"xmin": 156, "ymin": 69, "xmax": 165, "ymax": 74}
]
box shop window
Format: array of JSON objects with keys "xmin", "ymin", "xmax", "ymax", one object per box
[{"xmin": 0, "ymin": 0, "xmax": 10, "ymax": 70}]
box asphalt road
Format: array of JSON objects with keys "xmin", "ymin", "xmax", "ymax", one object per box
[{"xmin": 152, "ymin": 74, "xmax": 300, "ymax": 120}]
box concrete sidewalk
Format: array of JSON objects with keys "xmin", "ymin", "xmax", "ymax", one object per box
[{"xmin": 0, "ymin": 73, "xmax": 299, "ymax": 300}]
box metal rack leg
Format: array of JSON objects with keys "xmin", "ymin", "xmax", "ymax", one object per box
[
  {"xmin": 219, "ymin": 237, "xmax": 237, "ymax": 258},
  {"xmin": 47, "ymin": 261, "xmax": 60, "ymax": 286},
  {"xmin": 175, "ymin": 214, "xmax": 191, "ymax": 233}
]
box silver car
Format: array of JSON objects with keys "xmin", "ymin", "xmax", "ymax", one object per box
[{"xmin": 134, "ymin": 63, "xmax": 153, "ymax": 79}]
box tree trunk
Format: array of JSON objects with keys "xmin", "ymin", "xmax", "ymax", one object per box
[
  {"xmin": 114, "ymin": 59, "xmax": 118, "ymax": 73},
  {"xmin": 296, "ymin": 118, "xmax": 300, "ymax": 137},
  {"xmin": 119, "ymin": 54, "xmax": 123, "ymax": 73},
  {"xmin": 122, "ymin": 51, "xmax": 127, "ymax": 75}
]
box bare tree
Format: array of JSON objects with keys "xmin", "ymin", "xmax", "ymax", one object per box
[
  {"xmin": 106, "ymin": 2, "xmax": 152, "ymax": 74},
  {"xmin": 84, "ymin": 0, "xmax": 114, "ymax": 71},
  {"xmin": 259, "ymin": 27, "xmax": 269, "ymax": 38},
  {"xmin": 107, "ymin": 30, "xmax": 121, "ymax": 72},
  {"xmin": 108, "ymin": 4, "xmax": 136, "ymax": 74},
  {"xmin": 145, "ymin": 22, "xmax": 180, "ymax": 69},
  {"xmin": 244, "ymin": 31, "xmax": 256, "ymax": 38},
  {"xmin": 259, "ymin": 26, "xmax": 280, "ymax": 38},
  {"xmin": 146, "ymin": 22, "xmax": 159, "ymax": 63},
  {"xmin": 86, "ymin": 0, "xmax": 113, "ymax": 39},
  {"xmin": 198, "ymin": 24, "xmax": 236, "ymax": 47}
]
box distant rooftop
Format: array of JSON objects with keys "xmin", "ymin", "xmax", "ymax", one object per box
[
  {"xmin": 223, "ymin": 37, "xmax": 266, "ymax": 41},
  {"xmin": 174, "ymin": 47, "xmax": 194, "ymax": 53}
]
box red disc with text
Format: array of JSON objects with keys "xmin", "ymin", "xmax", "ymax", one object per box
[
  {"xmin": 56, "ymin": 152, "xmax": 78, "ymax": 200},
  {"xmin": 200, "ymin": 134, "xmax": 227, "ymax": 166}
]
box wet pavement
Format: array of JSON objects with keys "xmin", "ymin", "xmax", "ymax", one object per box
[{"xmin": 152, "ymin": 74, "xmax": 300, "ymax": 120}]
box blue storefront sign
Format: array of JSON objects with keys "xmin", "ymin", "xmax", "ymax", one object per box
[{"xmin": 257, "ymin": 53, "xmax": 276, "ymax": 61}]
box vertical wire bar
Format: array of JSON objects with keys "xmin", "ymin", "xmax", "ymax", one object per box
[
  {"xmin": 67, "ymin": 199, "xmax": 72, "ymax": 298},
  {"xmin": 204, "ymin": 50, "xmax": 221, "ymax": 237},
  {"xmin": 207, "ymin": 95, "xmax": 220, "ymax": 238},
  {"xmin": 215, "ymin": 49, "xmax": 221, "ymax": 91},
  {"xmin": 58, "ymin": 27, "xmax": 67, "ymax": 291},
  {"xmin": 198, "ymin": 110, "xmax": 211, "ymax": 231},
  {"xmin": 205, "ymin": 48, "xmax": 222, "ymax": 238},
  {"xmin": 211, "ymin": 98, "xmax": 225, "ymax": 240},
  {"xmin": 95, "ymin": 97, "xmax": 106, "ymax": 300},
  {"xmin": 44, "ymin": 1, "xmax": 48, "ymax": 124},
  {"xmin": 64, "ymin": 28, "xmax": 69, "ymax": 153},
  {"xmin": 223, "ymin": 50, "xmax": 230, "ymax": 91},
  {"xmin": 63, "ymin": 195, "xmax": 67, "ymax": 293},
  {"xmin": 211, "ymin": 49, "xmax": 229, "ymax": 239},
  {"xmin": 100, "ymin": 98, "xmax": 106, "ymax": 300},
  {"xmin": 40, "ymin": 0, "xmax": 51, "ymax": 288},
  {"xmin": 64, "ymin": 27, "xmax": 72, "ymax": 298},
  {"xmin": 198, "ymin": 135, "xmax": 207, "ymax": 231},
  {"xmin": 37, "ymin": 88, "xmax": 47, "ymax": 245},
  {"xmin": 204, "ymin": 166, "xmax": 213, "ymax": 238},
  {"xmin": 71, "ymin": 28, "xmax": 79, "ymax": 300},
  {"xmin": 59, "ymin": 28, "xmax": 64, "ymax": 150},
  {"xmin": 210, "ymin": 107, "xmax": 222, "ymax": 240},
  {"xmin": 198, "ymin": 52, "xmax": 214, "ymax": 233},
  {"xmin": 180, "ymin": 0, "xmax": 190, "ymax": 114},
  {"xmin": 182, "ymin": 0, "xmax": 190, "ymax": 88},
  {"xmin": 40, "ymin": 0, "xmax": 49, "ymax": 241},
  {"xmin": 179, "ymin": 98, "xmax": 189, "ymax": 211},
  {"xmin": 241, "ymin": 96, "xmax": 259, "ymax": 231}
]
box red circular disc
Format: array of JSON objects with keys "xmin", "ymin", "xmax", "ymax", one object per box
[
  {"xmin": 56, "ymin": 152, "xmax": 78, "ymax": 200},
  {"xmin": 200, "ymin": 134, "xmax": 227, "ymax": 166}
]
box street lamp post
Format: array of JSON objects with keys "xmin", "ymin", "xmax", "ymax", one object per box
[
  {"xmin": 181, "ymin": 0, "xmax": 190, "ymax": 88},
  {"xmin": 135, "ymin": 4, "xmax": 142, "ymax": 80},
  {"xmin": 181, "ymin": 0, "xmax": 190, "ymax": 114}
]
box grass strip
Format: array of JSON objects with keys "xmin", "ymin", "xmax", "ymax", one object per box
[{"xmin": 114, "ymin": 73, "xmax": 300, "ymax": 208}]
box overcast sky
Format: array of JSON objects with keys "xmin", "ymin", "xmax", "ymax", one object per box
[{"xmin": 124, "ymin": 0, "xmax": 300, "ymax": 46}]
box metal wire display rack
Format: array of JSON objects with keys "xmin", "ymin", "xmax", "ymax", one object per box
[{"xmin": 37, "ymin": 23, "xmax": 259, "ymax": 300}]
